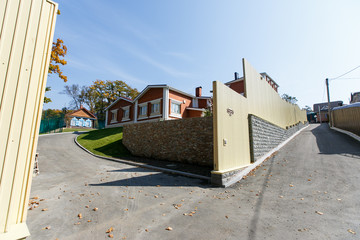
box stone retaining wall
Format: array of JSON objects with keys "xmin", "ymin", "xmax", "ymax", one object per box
[
  {"xmin": 249, "ymin": 114, "xmax": 306, "ymax": 162},
  {"xmin": 123, "ymin": 117, "xmax": 213, "ymax": 166}
]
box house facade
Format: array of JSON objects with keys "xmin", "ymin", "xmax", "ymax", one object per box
[
  {"xmin": 105, "ymin": 85, "xmax": 211, "ymax": 128},
  {"xmin": 313, "ymin": 101, "xmax": 343, "ymax": 122},
  {"xmin": 66, "ymin": 106, "xmax": 97, "ymax": 128}
]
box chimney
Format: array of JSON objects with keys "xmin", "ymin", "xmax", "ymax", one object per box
[
  {"xmin": 234, "ymin": 72, "xmax": 239, "ymax": 80},
  {"xmin": 196, "ymin": 86, "xmax": 202, "ymax": 97},
  {"xmin": 80, "ymin": 104, "xmax": 83, "ymax": 109}
]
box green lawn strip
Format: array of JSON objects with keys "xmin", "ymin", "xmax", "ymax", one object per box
[
  {"xmin": 76, "ymin": 127, "xmax": 131, "ymax": 158},
  {"xmin": 63, "ymin": 128, "xmax": 95, "ymax": 132}
]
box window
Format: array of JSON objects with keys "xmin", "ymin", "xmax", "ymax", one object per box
[
  {"xmin": 171, "ymin": 102, "xmax": 181, "ymax": 114},
  {"xmin": 139, "ymin": 105, "xmax": 147, "ymax": 116},
  {"xmin": 123, "ymin": 109, "xmax": 129, "ymax": 118},
  {"xmin": 151, "ymin": 103, "xmax": 160, "ymax": 114},
  {"xmin": 110, "ymin": 109, "xmax": 118, "ymax": 122}
]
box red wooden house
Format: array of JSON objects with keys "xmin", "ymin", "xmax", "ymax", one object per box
[{"xmin": 105, "ymin": 85, "xmax": 211, "ymax": 128}]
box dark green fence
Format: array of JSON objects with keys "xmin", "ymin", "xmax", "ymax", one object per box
[{"xmin": 39, "ymin": 116, "xmax": 65, "ymax": 134}]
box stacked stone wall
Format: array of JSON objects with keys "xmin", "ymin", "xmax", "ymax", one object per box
[
  {"xmin": 123, "ymin": 117, "xmax": 213, "ymax": 166},
  {"xmin": 249, "ymin": 115, "xmax": 306, "ymax": 161}
]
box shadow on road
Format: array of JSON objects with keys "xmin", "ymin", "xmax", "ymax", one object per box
[
  {"xmin": 247, "ymin": 156, "xmax": 276, "ymax": 240},
  {"xmin": 311, "ymin": 124, "xmax": 360, "ymax": 159},
  {"xmin": 89, "ymin": 171, "xmax": 210, "ymax": 187}
]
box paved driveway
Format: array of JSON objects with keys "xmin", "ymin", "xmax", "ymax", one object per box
[{"xmin": 27, "ymin": 124, "xmax": 360, "ymax": 239}]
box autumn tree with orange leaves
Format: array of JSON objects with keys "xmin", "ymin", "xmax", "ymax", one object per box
[{"xmin": 44, "ymin": 10, "xmax": 68, "ymax": 103}]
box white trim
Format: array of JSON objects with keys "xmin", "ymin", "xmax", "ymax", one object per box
[
  {"xmin": 138, "ymin": 116, "xmax": 149, "ymax": 120},
  {"xmin": 169, "ymin": 113, "xmax": 182, "ymax": 119},
  {"xmin": 186, "ymin": 107, "xmax": 206, "ymax": 112},
  {"xmin": 170, "ymin": 98, "xmax": 183, "ymax": 105},
  {"xmin": 149, "ymin": 114, "xmax": 162, "ymax": 119},
  {"xmin": 105, "ymin": 109, "xmax": 108, "ymax": 126},
  {"xmin": 150, "ymin": 98, "xmax": 162, "ymax": 104},
  {"xmin": 164, "ymin": 88, "xmax": 169, "ymax": 120},
  {"xmin": 121, "ymin": 105, "xmax": 130, "ymax": 110},
  {"xmin": 105, "ymin": 121, "xmax": 134, "ymax": 128},
  {"xmin": 110, "ymin": 109, "xmax": 118, "ymax": 123},
  {"xmin": 134, "ymin": 100, "xmax": 138, "ymax": 123},
  {"xmin": 122, "ymin": 118, "xmax": 131, "ymax": 122},
  {"xmin": 138, "ymin": 102, "xmax": 148, "ymax": 107},
  {"xmin": 105, "ymin": 96, "xmax": 133, "ymax": 110}
]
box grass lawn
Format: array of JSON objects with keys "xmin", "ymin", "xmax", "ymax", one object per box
[
  {"xmin": 76, "ymin": 127, "xmax": 131, "ymax": 158},
  {"xmin": 63, "ymin": 128, "xmax": 95, "ymax": 133}
]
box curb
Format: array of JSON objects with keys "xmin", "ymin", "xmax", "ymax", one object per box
[
  {"xmin": 331, "ymin": 127, "xmax": 360, "ymax": 142},
  {"xmin": 222, "ymin": 124, "xmax": 310, "ymax": 187},
  {"xmin": 74, "ymin": 135, "xmax": 211, "ymax": 181},
  {"xmin": 39, "ymin": 131, "xmax": 91, "ymax": 137}
]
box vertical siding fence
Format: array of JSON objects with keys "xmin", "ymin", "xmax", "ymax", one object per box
[
  {"xmin": 332, "ymin": 104, "xmax": 360, "ymax": 136},
  {"xmin": 0, "ymin": 0, "xmax": 58, "ymax": 239}
]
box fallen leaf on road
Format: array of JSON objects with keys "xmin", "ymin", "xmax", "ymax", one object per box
[
  {"xmin": 87, "ymin": 220, "xmax": 91, "ymax": 222},
  {"xmin": 85, "ymin": 205, "xmax": 89, "ymax": 208},
  {"xmin": 300, "ymin": 198, "xmax": 304, "ymax": 200},
  {"xmin": 145, "ymin": 229, "xmax": 149, "ymax": 232},
  {"xmin": 93, "ymin": 208, "xmax": 98, "ymax": 211},
  {"xmin": 348, "ymin": 229, "xmax": 356, "ymax": 235},
  {"xmin": 156, "ymin": 185, "xmax": 161, "ymax": 187},
  {"xmin": 129, "ymin": 197, "xmax": 135, "ymax": 199},
  {"xmin": 42, "ymin": 208, "xmax": 48, "ymax": 211},
  {"xmin": 42, "ymin": 226, "xmax": 51, "ymax": 230},
  {"xmin": 225, "ymin": 216, "xmax": 229, "ymax": 219},
  {"xmin": 337, "ymin": 199, "xmax": 342, "ymax": 201},
  {"xmin": 106, "ymin": 227, "xmax": 114, "ymax": 233},
  {"xmin": 289, "ymin": 184, "xmax": 294, "ymax": 187},
  {"xmin": 74, "ymin": 222, "xmax": 81, "ymax": 225},
  {"xmin": 279, "ymin": 196, "xmax": 284, "ymax": 198},
  {"xmin": 124, "ymin": 208, "xmax": 128, "ymax": 211},
  {"xmin": 307, "ymin": 179, "xmax": 311, "ymax": 181},
  {"xmin": 78, "ymin": 213, "xmax": 82, "ymax": 219},
  {"xmin": 108, "ymin": 234, "xmax": 114, "ymax": 238},
  {"xmin": 33, "ymin": 196, "xmax": 39, "ymax": 200},
  {"xmin": 315, "ymin": 211, "xmax": 323, "ymax": 215},
  {"xmin": 154, "ymin": 195, "xmax": 158, "ymax": 198},
  {"xmin": 165, "ymin": 227, "xmax": 173, "ymax": 231}
]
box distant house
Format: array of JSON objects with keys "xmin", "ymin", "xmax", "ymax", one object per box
[
  {"xmin": 66, "ymin": 105, "xmax": 97, "ymax": 128},
  {"xmin": 350, "ymin": 92, "xmax": 360, "ymax": 104},
  {"xmin": 313, "ymin": 101, "xmax": 343, "ymax": 122},
  {"xmin": 105, "ymin": 85, "xmax": 211, "ymax": 128},
  {"xmin": 225, "ymin": 72, "xmax": 279, "ymax": 95}
]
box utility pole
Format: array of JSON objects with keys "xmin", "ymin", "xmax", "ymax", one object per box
[{"xmin": 325, "ymin": 78, "xmax": 331, "ymax": 126}]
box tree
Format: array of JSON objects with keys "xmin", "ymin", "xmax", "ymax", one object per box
[
  {"xmin": 62, "ymin": 84, "xmax": 86, "ymax": 109},
  {"xmin": 304, "ymin": 105, "xmax": 312, "ymax": 112},
  {"xmin": 87, "ymin": 80, "xmax": 139, "ymax": 120},
  {"xmin": 44, "ymin": 10, "xmax": 67, "ymax": 103},
  {"xmin": 281, "ymin": 94, "xmax": 298, "ymax": 104}
]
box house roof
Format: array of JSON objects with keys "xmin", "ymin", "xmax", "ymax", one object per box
[
  {"xmin": 133, "ymin": 84, "xmax": 195, "ymax": 102},
  {"xmin": 225, "ymin": 77, "xmax": 244, "ymax": 85},
  {"xmin": 105, "ymin": 96, "xmax": 133, "ymax": 111},
  {"xmin": 333, "ymin": 102, "xmax": 360, "ymax": 110},
  {"xmin": 66, "ymin": 106, "xmax": 97, "ymax": 119}
]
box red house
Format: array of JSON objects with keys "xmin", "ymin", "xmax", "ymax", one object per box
[
  {"xmin": 105, "ymin": 85, "xmax": 211, "ymax": 128},
  {"xmin": 225, "ymin": 72, "xmax": 279, "ymax": 95}
]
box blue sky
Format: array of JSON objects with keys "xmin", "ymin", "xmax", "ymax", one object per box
[{"xmin": 45, "ymin": 0, "xmax": 360, "ymax": 110}]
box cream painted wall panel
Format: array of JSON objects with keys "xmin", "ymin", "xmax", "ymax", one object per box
[
  {"xmin": 0, "ymin": 0, "xmax": 57, "ymax": 238},
  {"xmin": 0, "ymin": 0, "xmax": 21, "ymax": 110},
  {"xmin": 0, "ymin": 0, "xmax": 9, "ymax": 36},
  {"xmin": 213, "ymin": 58, "xmax": 307, "ymax": 173},
  {"xmin": 21, "ymin": 1, "xmax": 57, "ymax": 223},
  {"xmin": 6, "ymin": 0, "xmax": 44, "ymax": 227},
  {"xmin": 0, "ymin": 0, "xmax": 33, "ymax": 231}
]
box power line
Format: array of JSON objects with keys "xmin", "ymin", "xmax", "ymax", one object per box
[{"xmin": 329, "ymin": 65, "xmax": 360, "ymax": 81}]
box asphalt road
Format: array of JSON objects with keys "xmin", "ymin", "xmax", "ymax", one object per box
[{"xmin": 27, "ymin": 124, "xmax": 360, "ymax": 240}]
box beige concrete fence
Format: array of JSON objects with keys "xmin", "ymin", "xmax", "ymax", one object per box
[
  {"xmin": 332, "ymin": 104, "xmax": 360, "ymax": 136},
  {"xmin": 0, "ymin": 0, "xmax": 58, "ymax": 239},
  {"xmin": 212, "ymin": 58, "xmax": 307, "ymax": 183}
]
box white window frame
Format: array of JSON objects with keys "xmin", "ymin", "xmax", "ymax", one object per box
[
  {"xmin": 170, "ymin": 99, "xmax": 182, "ymax": 118},
  {"xmin": 110, "ymin": 109, "xmax": 118, "ymax": 123},
  {"xmin": 150, "ymin": 99, "xmax": 161, "ymax": 116},
  {"xmin": 122, "ymin": 106, "xmax": 130, "ymax": 122},
  {"xmin": 138, "ymin": 102, "xmax": 148, "ymax": 119}
]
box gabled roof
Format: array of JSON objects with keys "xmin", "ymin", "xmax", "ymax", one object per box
[
  {"xmin": 66, "ymin": 106, "xmax": 97, "ymax": 119},
  {"xmin": 105, "ymin": 96, "xmax": 133, "ymax": 111},
  {"xmin": 133, "ymin": 84, "xmax": 195, "ymax": 102}
]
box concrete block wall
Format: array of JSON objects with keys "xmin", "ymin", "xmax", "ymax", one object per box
[
  {"xmin": 249, "ymin": 115, "xmax": 305, "ymax": 161},
  {"xmin": 123, "ymin": 117, "xmax": 213, "ymax": 166}
]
